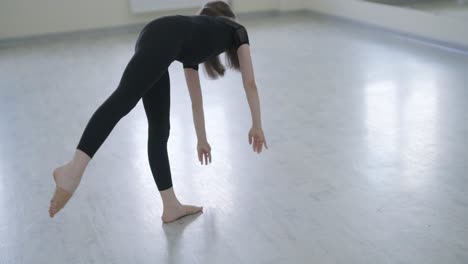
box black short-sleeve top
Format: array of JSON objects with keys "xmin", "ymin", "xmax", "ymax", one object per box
[
  {"xmin": 179, "ymin": 15, "xmax": 250, "ymax": 71},
  {"xmin": 136, "ymin": 15, "xmax": 249, "ymax": 71}
]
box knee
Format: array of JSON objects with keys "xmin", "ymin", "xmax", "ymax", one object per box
[
  {"xmin": 101, "ymin": 91, "xmax": 140, "ymax": 119},
  {"xmin": 149, "ymin": 126, "xmax": 170, "ymax": 142}
]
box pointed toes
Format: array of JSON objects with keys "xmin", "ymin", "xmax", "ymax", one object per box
[
  {"xmin": 188, "ymin": 206, "xmax": 203, "ymax": 214},
  {"xmin": 48, "ymin": 187, "xmax": 73, "ymax": 218}
]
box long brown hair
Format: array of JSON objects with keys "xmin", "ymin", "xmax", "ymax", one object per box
[{"xmin": 198, "ymin": 1, "xmax": 241, "ymax": 79}]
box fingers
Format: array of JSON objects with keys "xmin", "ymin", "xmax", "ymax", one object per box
[
  {"xmin": 200, "ymin": 151, "xmax": 206, "ymax": 165},
  {"xmin": 200, "ymin": 149, "xmax": 211, "ymax": 165},
  {"xmin": 247, "ymin": 129, "xmax": 268, "ymax": 154},
  {"xmin": 253, "ymin": 137, "xmax": 260, "ymax": 153},
  {"xmin": 205, "ymin": 151, "xmax": 212, "ymax": 165},
  {"xmin": 252, "ymin": 136, "xmax": 267, "ymax": 153}
]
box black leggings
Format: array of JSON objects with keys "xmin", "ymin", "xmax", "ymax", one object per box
[{"xmin": 77, "ymin": 51, "xmax": 174, "ymax": 191}]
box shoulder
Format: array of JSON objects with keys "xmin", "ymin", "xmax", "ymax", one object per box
[{"xmin": 215, "ymin": 16, "xmax": 247, "ymax": 30}]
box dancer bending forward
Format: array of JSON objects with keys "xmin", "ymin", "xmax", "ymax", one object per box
[{"xmin": 49, "ymin": 1, "xmax": 268, "ymax": 223}]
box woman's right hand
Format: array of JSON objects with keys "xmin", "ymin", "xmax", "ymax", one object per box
[
  {"xmin": 249, "ymin": 127, "xmax": 268, "ymax": 154},
  {"xmin": 197, "ymin": 141, "xmax": 212, "ymax": 165}
]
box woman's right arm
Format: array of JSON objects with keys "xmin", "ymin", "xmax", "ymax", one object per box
[
  {"xmin": 237, "ymin": 44, "xmax": 268, "ymax": 153},
  {"xmin": 184, "ymin": 67, "xmax": 211, "ymax": 165}
]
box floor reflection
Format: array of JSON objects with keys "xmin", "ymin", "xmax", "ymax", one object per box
[
  {"xmin": 365, "ymin": 77, "xmax": 439, "ymax": 189},
  {"xmin": 365, "ymin": 80, "xmax": 399, "ymax": 168},
  {"xmin": 401, "ymin": 78, "xmax": 438, "ymax": 188}
]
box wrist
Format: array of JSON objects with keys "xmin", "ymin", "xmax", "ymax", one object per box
[{"xmin": 252, "ymin": 123, "xmax": 262, "ymax": 130}]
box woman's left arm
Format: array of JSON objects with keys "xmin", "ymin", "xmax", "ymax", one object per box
[{"xmin": 237, "ymin": 44, "xmax": 268, "ymax": 153}]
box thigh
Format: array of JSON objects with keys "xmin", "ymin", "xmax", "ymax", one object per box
[{"xmin": 115, "ymin": 51, "xmax": 172, "ymax": 103}]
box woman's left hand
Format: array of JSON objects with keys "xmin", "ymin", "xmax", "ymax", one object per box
[
  {"xmin": 249, "ymin": 127, "xmax": 268, "ymax": 154},
  {"xmin": 197, "ymin": 141, "xmax": 212, "ymax": 165}
]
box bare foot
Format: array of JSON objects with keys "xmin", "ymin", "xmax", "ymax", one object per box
[
  {"xmin": 161, "ymin": 204, "xmax": 203, "ymax": 223},
  {"xmin": 49, "ymin": 163, "xmax": 84, "ymax": 218}
]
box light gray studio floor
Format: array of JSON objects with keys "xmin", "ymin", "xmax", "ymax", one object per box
[{"xmin": 1, "ymin": 12, "xmax": 468, "ymax": 264}]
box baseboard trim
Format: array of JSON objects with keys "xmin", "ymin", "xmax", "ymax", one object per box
[{"xmin": 0, "ymin": 23, "xmax": 146, "ymax": 48}]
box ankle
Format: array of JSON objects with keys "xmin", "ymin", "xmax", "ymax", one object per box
[
  {"xmin": 159, "ymin": 187, "xmax": 182, "ymax": 208},
  {"xmin": 163, "ymin": 201, "xmax": 182, "ymax": 210},
  {"xmin": 162, "ymin": 195, "xmax": 182, "ymax": 209},
  {"xmin": 65, "ymin": 150, "xmax": 90, "ymax": 175},
  {"xmin": 71, "ymin": 149, "xmax": 91, "ymax": 167}
]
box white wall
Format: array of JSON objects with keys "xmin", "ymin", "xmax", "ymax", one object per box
[
  {"xmin": 232, "ymin": 0, "xmax": 304, "ymax": 12},
  {"xmin": 0, "ymin": 0, "xmax": 304, "ymax": 40},
  {"xmin": 233, "ymin": 0, "xmax": 277, "ymax": 12},
  {"xmin": 305, "ymin": 0, "xmax": 468, "ymax": 48},
  {"xmin": 278, "ymin": 0, "xmax": 305, "ymax": 11},
  {"xmin": 0, "ymin": 0, "xmax": 173, "ymax": 39},
  {"xmin": 1, "ymin": 0, "xmax": 466, "ymax": 49}
]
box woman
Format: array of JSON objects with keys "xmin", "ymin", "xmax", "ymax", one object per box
[{"xmin": 49, "ymin": 1, "xmax": 268, "ymax": 223}]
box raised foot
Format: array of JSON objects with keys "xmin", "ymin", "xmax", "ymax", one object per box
[
  {"xmin": 49, "ymin": 185, "xmax": 72, "ymax": 218},
  {"xmin": 161, "ymin": 204, "xmax": 203, "ymax": 223},
  {"xmin": 49, "ymin": 165, "xmax": 82, "ymax": 218}
]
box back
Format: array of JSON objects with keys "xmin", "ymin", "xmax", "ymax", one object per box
[
  {"xmin": 136, "ymin": 15, "xmax": 249, "ymax": 69},
  {"xmin": 179, "ymin": 15, "xmax": 239, "ymax": 65}
]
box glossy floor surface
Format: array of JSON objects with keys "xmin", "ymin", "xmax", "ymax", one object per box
[{"xmin": 1, "ymin": 13, "xmax": 467, "ymax": 264}]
